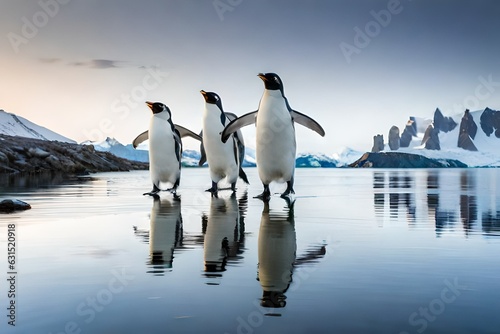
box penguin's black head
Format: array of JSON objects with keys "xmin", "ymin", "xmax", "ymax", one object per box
[
  {"xmin": 146, "ymin": 101, "xmax": 171, "ymax": 116},
  {"xmin": 258, "ymin": 72, "xmax": 284, "ymax": 91},
  {"xmin": 200, "ymin": 90, "xmax": 224, "ymax": 111},
  {"xmin": 200, "ymin": 90, "xmax": 221, "ymax": 104}
]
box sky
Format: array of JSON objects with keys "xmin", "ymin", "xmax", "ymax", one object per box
[{"xmin": 1, "ymin": 0, "xmax": 500, "ymax": 153}]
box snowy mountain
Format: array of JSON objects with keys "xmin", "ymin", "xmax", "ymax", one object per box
[
  {"xmin": 296, "ymin": 148, "xmax": 363, "ymax": 167},
  {"xmin": 373, "ymin": 107, "xmax": 500, "ymax": 167},
  {"xmin": 85, "ymin": 137, "xmax": 354, "ymax": 167},
  {"xmin": 82, "ymin": 137, "xmax": 149, "ymax": 162},
  {"xmin": 0, "ymin": 109, "xmax": 76, "ymax": 143}
]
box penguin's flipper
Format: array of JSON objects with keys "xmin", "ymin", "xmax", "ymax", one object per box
[
  {"xmin": 225, "ymin": 112, "xmax": 238, "ymax": 121},
  {"xmin": 174, "ymin": 124, "xmax": 202, "ymax": 141},
  {"xmin": 290, "ymin": 110, "xmax": 326, "ymax": 137},
  {"xmin": 226, "ymin": 113, "xmax": 246, "ymax": 164},
  {"xmin": 173, "ymin": 130, "xmax": 182, "ymax": 166},
  {"xmin": 199, "ymin": 131, "xmax": 207, "ymax": 167},
  {"xmin": 133, "ymin": 130, "xmax": 149, "ymax": 148},
  {"xmin": 234, "ymin": 131, "xmax": 245, "ymax": 165},
  {"xmin": 221, "ymin": 111, "xmax": 258, "ymax": 143}
]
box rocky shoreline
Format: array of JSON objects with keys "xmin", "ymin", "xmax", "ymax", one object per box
[
  {"xmin": 349, "ymin": 152, "xmax": 468, "ymax": 168},
  {"xmin": 0, "ymin": 134, "xmax": 148, "ymax": 175}
]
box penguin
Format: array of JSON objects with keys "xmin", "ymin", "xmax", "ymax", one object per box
[
  {"xmin": 199, "ymin": 90, "xmax": 249, "ymax": 196},
  {"xmin": 133, "ymin": 101, "xmax": 201, "ymax": 198},
  {"xmin": 221, "ymin": 73, "xmax": 325, "ymax": 202}
]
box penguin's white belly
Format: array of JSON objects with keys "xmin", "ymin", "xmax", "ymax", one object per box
[
  {"xmin": 149, "ymin": 121, "xmax": 179, "ymax": 188},
  {"xmin": 203, "ymin": 119, "xmax": 238, "ymax": 183},
  {"xmin": 256, "ymin": 99, "xmax": 296, "ymax": 184}
]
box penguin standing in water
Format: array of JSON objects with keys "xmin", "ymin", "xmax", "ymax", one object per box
[
  {"xmin": 133, "ymin": 101, "xmax": 201, "ymax": 198},
  {"xmin": 199, "ymin": 90, "xmax": 249, "ymax": 196},
  {"xmin": 221, "ymin": 73, "xmax": 325, "ymax": 202}
]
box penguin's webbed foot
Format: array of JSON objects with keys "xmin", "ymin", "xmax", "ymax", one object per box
[
  {"xmin": 144, "ymin": 184, "xmax": 161, "ymax": 196},
  {"xmin": 280, "ymin": 188, "xmax": 295, "ymax": 197},
  {"xmin": 254, "ymin": 185, "xmax": 271, "ymax": 202},
  {"xmin": 280, "ymin": 193, "xmax": 296, "ymax": 208},
  {"xmin": 205, "ymin": 181, "xmax": 218, "ymax": 197},
  {"xmin": 143, "ymin": 190, "xmax": 160, "ymax": 196},
  {"xmin": 167, "ymin": 187, "xmax": 181, "ymax": 201}
]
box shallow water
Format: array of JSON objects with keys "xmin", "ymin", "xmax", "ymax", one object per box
[{"xmin": 1, "ymin": 168, "xmax": 500, "ymax": 334}]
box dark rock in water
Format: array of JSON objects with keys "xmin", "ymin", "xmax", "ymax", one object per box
[
  {"xmin": 349, "ymin": 152, "xmax": 467, "ymax": 168},
  {"xmin": 480, "ymin": 107, "xmax": 500, "ymax": 138},
  {"xmin": 421, "ymin": 124, "xmax": 440, "ymax": 150},
  {"xmin": 433, "ymin": 108, "xmax": 457, "ymax": 133},
  {"xmin": 371, "ymin": 135, "xmax": 384, "ymax": 153},
  {"xmin": 458, "ymin": 109, "xmax": 478, "ymax": 151},
  {"xmin": 0, "ymin": 199, "xmax": 31, "ymax": 213},
  {"xmin": 388, "ymin": 126, "xmax": 400, "ymax": 151},
  {"xmin": 400, "ymin": 120, "xmax": 416, "ymax": 148}
]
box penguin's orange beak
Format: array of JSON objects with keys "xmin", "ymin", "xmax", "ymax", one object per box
[
  {"xmin": 145, "ymin": 101, "xmax": 153, "ymax": 110},
  {"xmin": 257, "ymin": 73, "xmax": 267, "ymax": 81}
]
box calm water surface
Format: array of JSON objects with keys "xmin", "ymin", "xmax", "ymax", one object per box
[{"xmin": 1, "ymin": 169, "xmax": 500, "ymax": 334}]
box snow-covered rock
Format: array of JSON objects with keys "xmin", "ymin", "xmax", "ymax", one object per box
[{"xmin": 375, "ymin": 107, "xmax": 500, "ymax": 167}]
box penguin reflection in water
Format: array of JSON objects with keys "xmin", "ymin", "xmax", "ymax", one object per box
[
  {"xmin": 222, "ymin": 73, "xmax": 325, "ymax": 202},
  {"xmin": 148, "ymin": 195, "xmax": 183, "ymax": 274},
  {"xmin": 257, "ymin": 203, "xmax": 326, "ymax": 308},
  {"xmin": 133, "ymin": 101, "xmax": 202, "ymax": 198},
  {"xmin": 199, "ymin": 90, "xmax": 249, "ymax": 197},
  {"xmin": 203, "ymin": 191, "xmax": 248, "ymax": 275},
  {"xmin": 132, "ymin": 195, "xmax": 183, "ymax": 275}
]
